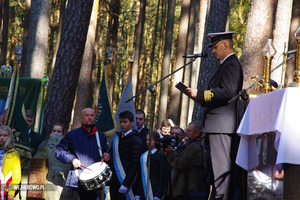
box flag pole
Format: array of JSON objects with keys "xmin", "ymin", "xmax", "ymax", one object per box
[{"xmin": 38, "ymin": 76, "xmax": 49, "ymax": 133}]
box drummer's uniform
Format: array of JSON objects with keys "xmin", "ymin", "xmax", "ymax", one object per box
[
  {"xmin": 56, "ymin": 124, "xmax": 109, "ymax": 199},
  {"xmin": 195, "ymin": 32, "xmax": 243, "ymax": 200},
  {"xmin": 108, "ymin": 129, "xmax": 143, "ymax": 200}
]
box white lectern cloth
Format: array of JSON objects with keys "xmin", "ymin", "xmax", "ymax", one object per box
[{"xmin": 236, "ymin": 87, "xmax": 300, "ymax": 170}]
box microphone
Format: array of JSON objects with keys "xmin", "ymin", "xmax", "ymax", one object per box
[
  {"xmin": 182, "ymin": 53, "xmax": 208, "ymax": 58},
  {"xmin": 287, "ymin": 49, "xmax": 297, "ymax": 54}
]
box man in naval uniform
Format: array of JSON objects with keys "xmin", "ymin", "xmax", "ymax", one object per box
[{"xmin": 187, "ymin": 31, "xmax": 243, "ymax": 200}]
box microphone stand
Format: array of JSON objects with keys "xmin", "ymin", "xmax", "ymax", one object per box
[
  {"xmin": 125, "ymin": 57, "xmax": 199, "ymax": 199},
  {"xmin": 228, "ymin": 54, "xmax": 295, "ymax": 104},
  {"xmin": 125, "ymin": 58, "xmax": 198, "ymax": 103}
]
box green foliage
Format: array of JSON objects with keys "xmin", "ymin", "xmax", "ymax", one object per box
[{"xmin": 229, "ymin": 0, "xmax": 251, "ymax": 59}]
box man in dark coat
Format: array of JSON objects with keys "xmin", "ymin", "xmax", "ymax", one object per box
[
  {"xmin": 25, "ymin": 110, "xmax": 44, "ymax": 156},
  {"xmin": 187, "ymin": 31, "xmax": 243, "ymax": 200},
  {"xmin": 136, "ymin": 109, "xmax": 149, "ymax": 152},
  {"xmin": 164, "ymin": 121, "xmax": 207, "ymax": 200}
]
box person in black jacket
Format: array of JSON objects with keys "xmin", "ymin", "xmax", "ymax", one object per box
[
  {"xmin": 187, "ymin": 32, "xmax": 243, "ymax": 200},
  {"xmin": 136, "ymin": 109, "xmax": 149, "ymax": 152},
  {"xmin": 108, "ymin": 110, "xmax": 143, "ymax": 200},
  {"xmin": 25, "ymin": 109, "xmax": 44, "ymax": 156},
  {"xmin": 135, "ymin": 130, "xmax": 170, "ymax": 200}
]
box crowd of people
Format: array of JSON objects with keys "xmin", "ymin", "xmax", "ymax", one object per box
[
  {"xmin": 54, "ymin": 107, "xmax": 209, "ymax": 200},
  {"xmin": 54, "ymin": 30, "xmax": 242, "ymax": 200},
  {"xmin": 0, "ymin": 31, "xmax": 243, "ymax": 200},
  {"xmin": 0, "ymin": 108, "xmax": 68, "ymax": 200}
]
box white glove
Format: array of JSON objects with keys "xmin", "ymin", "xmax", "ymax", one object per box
[
  {"xmin": 135, "ymin": 196, "xmax": 140, "ymax": 200},
  {"xmin": 118, "ymin": 185, "xmax": 128, "ymax": 193},
  {"xmin": 154, "ymin": 197, "xmax": 161, "ymax": 200}
]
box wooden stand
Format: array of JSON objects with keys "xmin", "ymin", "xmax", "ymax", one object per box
[{"xmin": 27, "ymin": 158, "xmax": 47, "ymax": 199}]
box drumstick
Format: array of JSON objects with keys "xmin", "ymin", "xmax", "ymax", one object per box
[
  {"xmin": 100, "ymin": 147, "xmax": 110, "ymax": 167},
  {"xmin": 80, "ymin": 164, "xmax": 94, "ymax": 172}
]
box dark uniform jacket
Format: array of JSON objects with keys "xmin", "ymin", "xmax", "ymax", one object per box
[
  {"xmin": 108, "ymin": 130, "xmax": 143, "ymax": 187},
  {"xmin": 139, "ymin": 126, "xmax": 149, "ymax": 152},
  {"xmin": 29, "ymin": 130, "xmax": 44, "ymax": 156},
  {"xmin": 196, "ymin": 54, "xmax": 243, "ymax": 134},
  {"xmin": 136, "ymin": 149, "xmax": 170, "ymax": 199}
]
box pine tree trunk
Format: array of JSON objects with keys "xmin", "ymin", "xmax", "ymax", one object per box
[
  {"xmin": 180, "ymin": 0, "xmax": 196, "ymax": 127},
  {"xmin": 190, "ymin": 0, "xmax": 208, "ymax": 122},
  {"xmin": 95, "ymin": 0, "xmax": 104, "ymax": 95},
  {"xmin": 167, "ymin": 0, "xmax": 190, "ymax": 123},
  {"xmin": 9, "ymin": 7, "xmax": 15, "ymax": 67},
  {"xmin": 132, "ymin": 0, "xmax": 146, "ymax": 98},
  {"xmin": 49, "ymin": 0, "xmax": 66, "ymax": 80},
  {"xmin": 286, "ymin": 0, "xmax": 300, "ymax": 86},
  {"xmin": 24, "ymin": 0, "xmax": 50, "ymax": 78},
  {"xmin": 271, "ymin": 0, "xmax": 293, "ymax": 87},
  {"xmin": 0, "ymin": 0, "xmax": 9, "ymax": 66},
  {"xmin": 0, "ymin": 0, "xmax": 3, "ymax": 41},
  {"xmin": 20, "ymin": 0, "xmax": 30, "ymax": 76},
  {"xmin": 240, "ymin": 0, "xmax": 276, "ymax": 94},
  {"xmin": 111, "ymin": 0, "xmax": 120, "ymax": 108},
  {"xmin": 157, "ymin": 0, "xmax": 175, "ymax": 127},
  {"xmin": 42, "ymin": 0, "xmax": 94, "ymax": 138},
  {"xmin": 72, "ymin": 0, "xmax": 99, "ymax": 129},
  {"xmin": 144, "ymin": 0, "xmax": 161, "ymax": 120}
]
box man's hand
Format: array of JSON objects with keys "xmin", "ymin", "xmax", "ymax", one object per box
[
  {"xmin": 274, "ymin": 170, "xmax": 284, "ymax": 179},
  {"xmin": 72, "ymin": 158, "xmax": 81, "ymax": 168},
  {"xmin": 186, "ymin": 87, "xmax": 198, "ymax": 98},
  {"xmin": 103, "ymin": 152, "xmax": 110, "ymax": 161},
  {"xmin": 163, "ymin": 145, "xmax": 174, "ymax": 153},
  {"xmin": 118, "ymin": 185, "xmax": 128, "ymax": 193}
]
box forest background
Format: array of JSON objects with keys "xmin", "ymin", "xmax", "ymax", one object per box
[{"xmin": 0, "ymin": 0, "xmax": 299, "ymax": 139}]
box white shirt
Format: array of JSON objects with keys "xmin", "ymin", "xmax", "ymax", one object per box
[
  {"xmin": 138, "ymin": 125, "xmax": 145, "ymax": 133},
  {"xmin": 221, "ymin": 53, "xmax": 234, "ymax": 64},
  {"xmin": 151, "ymin": 148, "xmax": 157, "ymax": 154},
  {"xmin": 122, "ymin": 129, "xmax": 132, "ymax": 137}
]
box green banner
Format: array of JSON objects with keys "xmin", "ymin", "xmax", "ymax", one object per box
[
  {"xmin": 1, "ymin": 73, "xmax": 32, "ymax": 168},
  {"xmin": 0, "ymin": 77, "xmax": 41, "ymax": 116},
  {"xmin": 94, "ymin": 72, "xmax": 117, "ymax": 139}
]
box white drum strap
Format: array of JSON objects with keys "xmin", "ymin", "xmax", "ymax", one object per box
[
  {"xmin": 74, "ymin": 169, "xmax": 79, "ymax": 177},
  {"xmin": 95, "ymin": 131, "xmax": 103, "ymax": 158}
]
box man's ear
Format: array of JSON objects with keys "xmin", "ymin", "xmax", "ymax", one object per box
[{"xmin": 224, "ymin": 40, "xmax": 231, "ymax": 50}]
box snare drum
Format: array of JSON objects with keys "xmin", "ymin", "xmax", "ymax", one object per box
[{"xmin": 79, "ymin": 162, "xmax": 112, "ymax": 190}]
